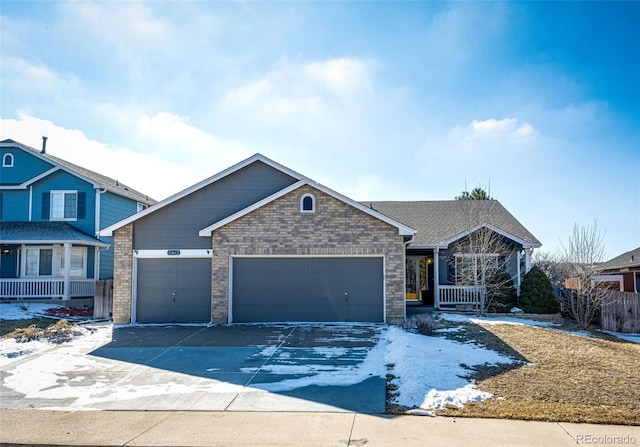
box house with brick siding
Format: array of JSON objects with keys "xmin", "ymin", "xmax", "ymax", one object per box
[{"xmin": 100, "ymin": 153, "xmax": 540, "ymax": 325}]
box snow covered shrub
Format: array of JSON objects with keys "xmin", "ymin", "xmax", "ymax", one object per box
[
  {"xmin": 404, "ymin": 314, "xmax": 443, "ymax": 335},
  {"xmin": 486, "ymin": 269, "xmax": 517, "ymax": 313},
  {"xmin": 520, "ymin": 266, "xmax": 559, "ymax": 314}
]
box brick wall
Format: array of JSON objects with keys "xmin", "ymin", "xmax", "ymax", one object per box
[
  {"xmin": 112, "ymin": 223, "xmax": 133, "ymax": 324},
  {"xmin": 210, "ymin": 185, "xmax": 406, "ymax": 324}
]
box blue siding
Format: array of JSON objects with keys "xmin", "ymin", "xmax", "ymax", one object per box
[
  {"xmin": 133, "ymin": 161, "xmax": 298, "ymax": 249},
  {"xmin": 99, "ymin": 236, "xmax": 115, "ymax": 279},
  {"xmin": 100, "ymin": 191, "xmax": 138, "ymax": 229},
  {"xmin": 1, "ymin": 190, "xmax": 30, "ymax": 221},
  {"xmin": 31, "ymin": 170, "xmax": 96, "ymax": 235},
  {"xmin": 0, "ymin": 147, "xmax": 55, "ymax": 185},
  {"xmin": 98, "ymin": 192, "xmax": 141, "ymax": 279}
]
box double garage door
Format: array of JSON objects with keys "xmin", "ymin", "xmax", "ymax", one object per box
[
  {"xmin": 232, "ymin": 257, "xmax": 384, "ymax": 323},
  {"xmin": 135, "ymin": 257, "xmax": 384, "ymax": 323}
]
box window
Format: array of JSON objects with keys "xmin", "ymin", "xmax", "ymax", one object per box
[
  {"xmin": 137, "ymin": 202, "xmax": 148, "ymax": 212},
  {"xmin": 300, "ymin": 194, "xmax": 315, "ymax": 213},
  {"xmin": 59, "ymin": 247, "xmax": 87, "ymax": 278},
  {"xmin": 51, "ymin": 191, "xmax": 78, "ymax": 220},
  {"xmin": 2, "ymin": 153, "xmax": 14, "ymax": 167},
  {"xmin": 454, "ymin": 253, "xmax": 501, "ymax": 285},
  {"xmin": 25, "ymin": 248, "xmax": 53, "ymax": 276}
]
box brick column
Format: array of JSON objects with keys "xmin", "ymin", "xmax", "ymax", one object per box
[{"xmin": 112, "ymin": 223, "xmax": 133, "ymax": 324}]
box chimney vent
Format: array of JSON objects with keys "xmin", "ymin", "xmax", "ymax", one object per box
[{"xmin": 41, "ymin": 136, "xmax": 48, "ymax": 154}]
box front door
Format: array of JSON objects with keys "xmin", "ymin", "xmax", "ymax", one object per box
[{"xmin": 406, "ymin": 255, "xmax": 434, "ymax": 306}]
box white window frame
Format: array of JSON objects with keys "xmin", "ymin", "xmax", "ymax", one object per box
[
  {"xmin": 58, "ymin": 247, "xmax": 88, "ymax": 278},
  {"xmin": 50, "ymin": 190, "xmax": 78, "ymax": 221},
  {"xmin": 23, "ymin": 246, "xmax": 55, "ymax": 277},
  {"xmin": 2, "ymin": 153, "xmax": 14, "ymax": 167},
  {"xmin": 136, "ymin": 202, "xmax": 148, "ymax": 212},
  {"xmin": 300, "ymin": 194, "xmax": 316, "ymax": 213}
]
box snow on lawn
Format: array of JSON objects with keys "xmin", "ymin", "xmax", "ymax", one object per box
[
  {"xmin": 603, "ymin": 331, "xmax": 640, "ymax": 344},
  {"xmin": 385, "ymin": 326, "xmax": 515, "ymax": 410},
  {"xmin": 0, "ymin": 302, "xmax": 64, "ymax": 320},
  {"xmin": 439, "ymin": 312, "xmax": 557, "ymax": 328}
]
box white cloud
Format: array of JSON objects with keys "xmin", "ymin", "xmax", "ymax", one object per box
[
  {"xmin": 462, "ymin": 117, "xmax": 536, "ymax": 141},
  {"xmin": 220, "ymin": 57, "xmax": 373, "ymax": 130},
  {"xmin": 304, "ymin": 58, "xmax": 372, "ymax": 97},
  {"xmin": 63, "ymin": 2, "xmax": 174, "ymax": 57}
]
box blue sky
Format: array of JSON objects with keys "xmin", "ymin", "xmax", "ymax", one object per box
[{"xmin": 1, "ymin": 1, "xmax": 638, "ymax": 258}]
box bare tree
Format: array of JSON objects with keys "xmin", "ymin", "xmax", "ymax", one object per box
[
  {"xmin": 532, "ymin": 250, "xmax": 567, "ymax": 290},
  {"xmin": 558, "ymin": 221, "xmax": 611, "ymax": 329},
  {"xmin": 451, "ymin": 200, "xmax": 518, "ymax": 315}
]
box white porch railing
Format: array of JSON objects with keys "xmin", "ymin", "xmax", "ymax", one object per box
[
  {"xmin": 0, "ymin": 278, "xmax": 96, "ymax": 299},
  {"xmin": 438, "ymin": 285, "xmax": 484, "ymax": 308}
]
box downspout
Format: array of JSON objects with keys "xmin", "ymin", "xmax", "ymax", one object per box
[
  {"xmin": 28, "ymin": 185, "xmax": 33, "ymax": 221},
  {"xmin": 95, "ymin": 189, "xmax": 107, "ymax": 279},
  {"xmin": 403, "ymin": 234, "xmax": 415, "ymax": 322},
  {"xmin": 94, "ymin": 245, "xmax": 109, "ymax": 281}
]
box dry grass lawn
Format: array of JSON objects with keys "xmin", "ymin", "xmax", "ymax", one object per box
[{"xmin": 437, "ymin": 322, "xmax": 640, "ymax": 425}]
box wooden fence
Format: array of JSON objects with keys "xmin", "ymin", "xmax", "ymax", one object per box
[
  {"xmin": 93, "ymin": 279, "xmax": 113, "ymax": 320},
  {"xmin": 600, "ymin": 291, "xmax": 639, "ymax": 334}
]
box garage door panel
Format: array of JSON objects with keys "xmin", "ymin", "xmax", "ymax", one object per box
[
  {"xmin": 268, "ymin": 258, "xmax": 306, "ymax": 306},
  {"xmin": 137, "ymin": 258, "xmax": 211, "ymax": 324},
  {"xmin": 232, "ymin": 257, "xmax": 383, "ymax": 323},
  {"xmin": 233, "ymin": 306, "xmax": 268, "ymax": 322}
]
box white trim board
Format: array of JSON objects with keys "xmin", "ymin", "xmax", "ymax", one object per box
[
  {"xmin": 133, "ymin": 249, "xmax": 212, "ymax": 258},
  {"xmin": 439, "ymin": 222, "xmax": 541, "ymax": 249}
]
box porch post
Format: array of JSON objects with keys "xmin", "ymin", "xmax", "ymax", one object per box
[
  {"xmin": 433, "ymin": 247, "xmax": 440, "ymax": 309},
  {"xmin": 63, "ymin": 243, "xmax": 71, "ymax": 301},
  {"xmin": 524, "ymin": 248, "xmax": 532, "ymax": 274},
  {"xmin": 516, "ymin": 250, "xmax": 522, "ymax": 296}
]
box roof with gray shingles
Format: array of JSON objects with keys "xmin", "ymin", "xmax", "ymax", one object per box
[
  {"xmin": 364, "ymin": 200, "xmax": 541, "ymax": 247},
  {"xmin": 0, "ymin": 139, "xmax": 155, "ymax": 205},
  {"xmin": 0, "ymin": 222, "xmax": 109, "ymax": 247},
  {"xmin": 598, "ymin": 247, "xmax": 640, "ymax": 271}
]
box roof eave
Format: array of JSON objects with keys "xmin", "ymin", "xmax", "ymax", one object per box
[
  {"xmin": 100, "ymin": 153, "xmax": 304, "ymax": 237},
  {"xmin": 199, "ymin": 179, "xmax": 417, "ymax": 237}
]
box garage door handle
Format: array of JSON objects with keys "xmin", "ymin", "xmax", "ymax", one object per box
[{"xmin": 344, "ymin": 292, "xmax": 348, "ymax": 302}]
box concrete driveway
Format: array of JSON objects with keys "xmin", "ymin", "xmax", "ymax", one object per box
[{"xmin": 1, "ymin": 324, "xmax": 387, "ymax": 413}]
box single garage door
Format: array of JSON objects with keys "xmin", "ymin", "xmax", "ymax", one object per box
[
  {"xmin": 232, "ymin": 257, "xmax": 383, "ymax": 323},
  {"xmin": 136, "ymin": 258, "xmax": 211, "ymax": 323}
]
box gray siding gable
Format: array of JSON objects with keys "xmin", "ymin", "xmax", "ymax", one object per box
[{"xmin": 133, "ymin": 160, "xmax": 299, "ymax": 249}]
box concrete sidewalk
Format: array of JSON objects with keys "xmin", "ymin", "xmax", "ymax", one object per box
[{"xmin": 1, "ymin": 410, "xmax": 639, "ymax": 447}]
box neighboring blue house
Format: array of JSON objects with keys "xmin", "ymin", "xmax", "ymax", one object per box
[{"xmin": 0, "ymin": 138, "xmax": 155, "ymax": 301}]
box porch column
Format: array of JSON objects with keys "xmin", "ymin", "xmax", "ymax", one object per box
[
  {"xmin": 524, "ymin": 248, "xmax": 533, "ymax": 274},
  {"xmin": 63, "ymin": 243, "xmax": 71, "ymax": 301},
  {"xmin": 433, "ymin": 247, "xmax": 440, "ymax": 309},
  {"xmin": 516, "ymin": 250, "xmax": 522, "ymax": 295}
]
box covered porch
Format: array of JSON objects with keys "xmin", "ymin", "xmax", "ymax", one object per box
[
  {"xmin": 0, "ymin": 222, "xmax": 109, "ymax": 301},
  {"xmin": 405, "ymin": 245, "xmax": 534, "ymax": 311}
]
